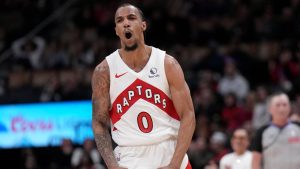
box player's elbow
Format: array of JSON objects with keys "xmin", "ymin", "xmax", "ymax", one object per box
[
  {"xmin": 92, "ymin": 120, "xmax": 106, "ymax": 134},
  {"xmin": 190, "ymin": 113, "xmax": 196, "ymax": 131}
]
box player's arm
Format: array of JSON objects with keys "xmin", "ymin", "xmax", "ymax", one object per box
[
  {"xmin": 92, "ymin": 60, "xmax": 124, "ymax": 169},
  {"xmin": 161, "ymin": 55, "xmax": 196, "ymax": 169}
]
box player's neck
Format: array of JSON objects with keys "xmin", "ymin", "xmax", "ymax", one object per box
[{"xmin": 120, "ymin": 44, "xmax": 151, "ymax": 70}]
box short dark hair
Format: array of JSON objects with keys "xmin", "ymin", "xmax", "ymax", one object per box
[
  {"xmin": 115, "ymin": 3, "xmax": 145, "ymax": 21},
  {"xmin": 267, "ymin": 91, "xmax": 289, "ymax": 107},
  {"xmin": 232, "ymin": 128, "xmax": 249, "ymax": 141}
]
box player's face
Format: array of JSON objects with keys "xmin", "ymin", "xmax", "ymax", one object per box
[
  {"xmin": 269, "ymin": 95, "xmax": 291, "ymax": 121},
  {"xmin": 231, "ymin": 129, "xmax": 249, "ymax": 154},
  {"xmin": 115, "ymin": 6, "xmax": 146, "ymax": 51}
]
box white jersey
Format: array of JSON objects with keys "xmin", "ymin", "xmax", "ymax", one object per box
[{"xmin": 106, "ymin": 46, "xmax": 180, "ymax": 146}]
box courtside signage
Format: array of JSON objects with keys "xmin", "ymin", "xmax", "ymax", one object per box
[{"xmin": 0, "ymin": 101, "xmax": 93, "ymax": 148}]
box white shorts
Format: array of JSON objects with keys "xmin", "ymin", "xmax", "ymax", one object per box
[{"xmin": 114, "ymin": 140, "xmax": 191, "ymax": 169}]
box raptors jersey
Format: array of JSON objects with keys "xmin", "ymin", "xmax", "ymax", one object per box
[{"xmin": 106, "ymin": 46, "xmax": 180, "ymax": 146}]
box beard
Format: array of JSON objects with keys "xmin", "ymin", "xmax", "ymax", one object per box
[{"xmin": 125, "ymin": 43, "xmax": 138, "ymax": 51}]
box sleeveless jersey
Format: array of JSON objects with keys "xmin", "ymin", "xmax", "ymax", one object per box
[{"xmin": 106, "ymin": 46, "xmax": 180, "ymax": 146}]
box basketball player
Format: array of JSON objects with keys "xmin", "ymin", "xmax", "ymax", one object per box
[
  {"xmin": 251, "ymin": 93, "xmax": 300, "ymax": 169},
  {"xmin": 92, "ymin": 3, "xmax": 195, "ymax": 169}
]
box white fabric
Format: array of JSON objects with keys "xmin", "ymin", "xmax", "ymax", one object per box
[
  {"xmin": 219, "ymin": 151, "xmax": 252, "ymax": 169},
  {"xmin": 114, "ymin": 139, "xmax": 189, "ymax": 169},
  {"xmin": 12, "ymin": 37, "xmax": 45, "ymax": 69},
  {"xmin": 252, "ymin": 102, "xmax": 270, "ymax": 130},
  {"xmin": 106, "ymin": 46, "xmax": 180, "ymax": 146},
  {"xmin": 71, "ymin": 148, "xmax": 102, "ymax": 166},
  {"xmin": 106, "ymin": 47, "xmax": 188, "ymax": 169},
  {"xmin": 218, "ymin": 74, "xmax": 249, "ymax": 100}
]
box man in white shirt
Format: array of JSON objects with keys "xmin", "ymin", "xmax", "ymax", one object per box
[
  {"xmin": 220, "ymin": 128, "xmax": 252, "ymax": 169},
  {"xmin": 218, "ymin": 59, "xmax": 249, "ymax": 101}
]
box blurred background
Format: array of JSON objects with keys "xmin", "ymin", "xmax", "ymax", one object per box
[{"xmin": 1, "ymin": 0, "xmax": 300, "ymax": 168}]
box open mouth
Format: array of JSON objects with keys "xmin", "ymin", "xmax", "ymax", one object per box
[{"xmin": 125, "ymin": 32, "xmax": 132, "ymax": 39}]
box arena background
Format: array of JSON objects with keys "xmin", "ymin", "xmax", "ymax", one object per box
[{"xmin": 1, "ymin": 0, "xmax": 300, "ymax": 168}]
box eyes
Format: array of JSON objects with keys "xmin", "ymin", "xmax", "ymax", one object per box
[
  {"xmin": 115, "ymin": 14, "xmax": 138, "ymax": 23},
  {"xmin": 275, "ymin": 103, "xmax": 288, "ymax": 107}
]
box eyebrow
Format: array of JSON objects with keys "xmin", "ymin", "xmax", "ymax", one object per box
[{"xmin": 115, "ymin": 13, "xmax": 139, "ymax": 21}]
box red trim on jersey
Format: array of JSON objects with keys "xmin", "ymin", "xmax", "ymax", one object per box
[
  {"xmin": 109, "ymin": 78, "xmax": 180, "ymax": 125},
  {"xmin": 186, "ymin": 161, "xmax": 192, "ymax": 169}
]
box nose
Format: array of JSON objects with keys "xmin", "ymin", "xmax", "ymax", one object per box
[{"xmin": 123, "ymin": 18, "xmax": 130, "ymax": 28}]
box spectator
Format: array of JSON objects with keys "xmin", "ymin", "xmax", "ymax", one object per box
[
  {"xmin": 292, "ymin": 92, "xmax": 300, "ymax": 115},
  {"xmin": 221, "ymin": 93, "xmax": 245, "ymax": 132},
  {"xmin": 241, "ymin": 92, "xmax": 255, "ymax": 125},
  {"xmin": 39, "ymin": 73, "xmax": 62, "ymax": 102},
  {"xmin": 252, "ymin": 86, "xmax": 270, "ymax": 130},
  {"xmin": 22, "ymin": 148, "xmax": 39, "ymax": 169},
  {"xmin": 193, "ymin": 81, "xmax": 220, "ymax": 121},
  {"xmin": 71, "ymin": 139, "xmax": 104, "ymax": 169},
  {"xmin": 269, "ymin": 49, "xmax": 300, "ymax": 92},
  {"xmin": 218, "ymin": 58, "xmax": 249, "ymax": 100},
  {"xmin": 42, "ymin": 40, "xmax": 69, "ymax": 69},
  {"xmin": 12, "ymin": 36, "xmax": 45, "ymax": 69},
  {"xmin": 73, "ymin": 151, "xmax": 96, "ymax": 169},
  {"xmin": 204, "ymin": 160, "xmax": 218, "ymax": 169},
  {"xmin": 209, "ymin": 131, "xmax": 229, "ymax": 164},
  {"xmin": 220, "ymin": 128, "xmax": 252, "ymax": 169},
  {"xmin": 53, "ymin": 139, "xmax": 74, "ymax": 169},
  {"xmin": 188, "ymin": 137, "xmax": 214, "ymax": 169}
]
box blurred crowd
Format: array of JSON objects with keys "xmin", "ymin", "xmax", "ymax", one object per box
[{"xmin": 1, "ymin": 0, "xmax": 300, "ymax": 168}]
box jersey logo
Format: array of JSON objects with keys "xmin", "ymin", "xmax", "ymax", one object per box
[
  {"xmin": 109, "ymin": 78, "xmax": 180, "ymax": 125},
  {"xmin": 115, "ymin": 72, "xmax": 128, "ymax": 78},
  {"xmin": 149, "ymin": 67, "xmax": 159, "ymax": 78}
]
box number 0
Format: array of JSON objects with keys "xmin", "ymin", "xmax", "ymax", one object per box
[{"xmin": 137, "ymin": 112, "xmax": 153, "ymax": 133}]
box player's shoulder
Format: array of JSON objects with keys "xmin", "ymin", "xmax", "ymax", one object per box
[
  {"xmin": 164, "ymin": 54, "xmax": 180, "ymax": 68},
  {"xmin": 92, "ymin": 59, "xmax": 110, "ymax": 80},
  {"xmin": 94, "ymin": 59, "xmax": 109, "ymax": 73}
]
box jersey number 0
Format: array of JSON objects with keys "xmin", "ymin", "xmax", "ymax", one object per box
[{"xmin": 137, "ymin": 112, "xmax": 153, "ymax": 133}]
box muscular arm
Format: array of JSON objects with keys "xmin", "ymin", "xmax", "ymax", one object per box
[
  {"xmin": 164, "ymin": 55, "xmax": 196, "ymax": 168},
  {"xmin": 92, "ymin": 60, "xmax": 119, "ymax": 168},
  {"xmin": 252, "ymin": 152, "xmax": 262, "ymax": 169}
]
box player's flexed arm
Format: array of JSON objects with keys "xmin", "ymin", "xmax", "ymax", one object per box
[
  {"xmin": 159, "ymin": 55, "xmax": 196, "ymax": 169},
  {"xmin": 92, "ymin": 60, "xmax": 126, "ymax": 169}
]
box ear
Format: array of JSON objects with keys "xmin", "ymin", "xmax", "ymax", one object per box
[{"xmin": 142, "ymin": 21, "xmax": 147, "ymax": 31}]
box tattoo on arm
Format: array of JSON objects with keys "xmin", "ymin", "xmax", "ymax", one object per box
[{"xmin": 92, "ymin": 61, "xmax": 118, "ymax": 167}]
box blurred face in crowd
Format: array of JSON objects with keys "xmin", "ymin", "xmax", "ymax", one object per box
[
  {"xmin": 224, "ymin": 93, "xmax": 236, "ymax": 107},
  {"xmin": 83, "ymin": 139, "xmax": 95, "ymax": 152},
  {"xmin": 269, "ymin": 94, "xmax": 291, "ymax": 125},
  {"xmin": 224, "ymin": 61, "xmax": 236, "ymax": 77},
  {"xmin": 256, "ymin": 86, "xmax": 268, "ymax": 102},
  {"xmin": 115, "ymin": 5, "xmax": 146, "ymax": 51},
  {"xmin": 61, "ymin": 139, "xmax": 73, "ymax": 154},
  {"xmin": 231, "ymin": 129, "xmax": 249, "ymax": 155}
]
